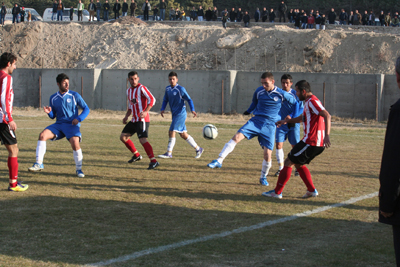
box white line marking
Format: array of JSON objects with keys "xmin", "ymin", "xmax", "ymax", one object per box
[{"xmin": 86, "ymin": 192, "xmax": 378, "ymax": 266}]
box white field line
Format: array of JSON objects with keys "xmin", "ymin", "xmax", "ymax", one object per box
[{"xmin": 85, "ymin": 191, "xmax": 378, "ymax": 267}]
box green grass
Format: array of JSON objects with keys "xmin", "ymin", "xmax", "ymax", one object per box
[{"xmin": 0, "ymin": 114, "xmax": 393, "ymax": 267}]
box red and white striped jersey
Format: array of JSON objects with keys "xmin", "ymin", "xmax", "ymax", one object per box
[
  {"xmin": 302, "ymin": 95, "xmax": 325, "ymax": 147},
  {"xmin": 127, "ymin": 83, "xmax": 156, "ymax": 123},
  {"xmin": 0, "ymin": 70, "xmax": 14, "ymax": 124}
]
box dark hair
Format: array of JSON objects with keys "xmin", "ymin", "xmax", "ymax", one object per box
[
  {"xmin": 281, "ymin": 74, "xmax": 293, "ymax": 82},
  {"xmin": 0, "ymin": 53, "xmax": 17, "ymax": 69},
  {"xmin": 295, "ymin": 80, "xmax": 311, "ymax": 93},
  {"xmin": 260, "ymin": 72, "xmax": 274, "ymax": 80},
  {"xmin": 56, "ymin": 73, "xmax": 69, "ymax": 84},
  {"xmin": 168, "ymin": 71, "xmax": 178, "ymax": 78},
  {"xmin": 128, "ymin": 71, "xmax": 138, "ymax": 77},
  {"xmin": 396, "ymin": 56, "xmax": 400, "ymax": 75}
]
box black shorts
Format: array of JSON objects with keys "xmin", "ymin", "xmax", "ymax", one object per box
[
  {"xmin": 122, "ymin": 121, "xmax": 149, "ymax": 138},
  {"xmin": 0, "ymin": 123, "xmax": 17, "ymax": 145},
  {"xmin": 288, "ymin": 141, "xmax": 324, "ymax": 165}
]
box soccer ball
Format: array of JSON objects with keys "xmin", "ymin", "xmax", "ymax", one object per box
[{"xmin": 203, "ymin": 124, "xmax": 218, "ymax": 140}]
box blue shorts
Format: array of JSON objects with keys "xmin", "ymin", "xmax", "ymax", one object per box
[
  {"xmin": 275, "ymin": 123, "xmax": 300, "ymax": 145},
  {"xmin": 169, "ymin": 113, "xmax": 187, "ymax": 133},
  {"xmin": 238, "ymin": 116, "xmax": 276, "ymax": 150},
  {"xmin": 46, "ymin": 123, "xmax": 82, "ymax": 141}
]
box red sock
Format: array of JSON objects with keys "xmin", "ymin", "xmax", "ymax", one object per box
[
  {"xmin": 142, "ymin": 142, "xmax": 157, "ymax": 162},
  {"xmin": 274, "ymin": 166, "xmax": 292, "ymax": 195},
  {"xmin": 296, "ymin": 165, "xmax": 315, "ymax": 192},
  {"xmin": 124, "ymin": 139, "xmax": 140, "ymax": 156},
  {"xmin": 8, "ymin": 157, "xmax": 18, "ymax": 187}
]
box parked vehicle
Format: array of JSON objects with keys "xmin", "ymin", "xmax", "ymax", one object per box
[{"xmin": 42, "ymin": 8, "xmax": 95, "ymax": 22}]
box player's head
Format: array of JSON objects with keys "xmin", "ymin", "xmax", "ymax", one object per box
[
  {"xmin": 295, "ymin": 80, "xmax": 311, "ymax": 101},
  {"xmin": 128, "ymin": 71, "xmax": 139, "ymax": 87},
  {"xmin": 168, "ymin": 71, "xmax": 178, "ymax": 87},
  {"xmin": 260, "ymin": 72, "xmax": 275, "ymax": 91},
  {"xmin": 0, "ymin": 52, "xmax": 17, "ymax": 74},
  {"xmin": 396, "ymin": 56, "xmax": 400, "ymax": 89},
  {"xmin": 280, "ymin": 74, "xmax": 293, "ymax": 92},
  {"xmin": 56, "ymin": 73, "xmax": 69, "ymax": 93}
]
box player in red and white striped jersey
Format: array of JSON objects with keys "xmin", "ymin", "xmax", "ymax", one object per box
[
  {"xmin": 120, "ymin": 71, "xmax": 159, "ymax": 170},
  {"xmin": 0, "ymin": 52, "xmax": 28, "ymax": 191},
  {"xmin": 263, "ymin": 80, "xmax": 331, "ymax": 199}
]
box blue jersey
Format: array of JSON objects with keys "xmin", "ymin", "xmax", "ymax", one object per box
[
  {"xmin": 160, "ymin": 84, "xmax": 195, "ymax": 117},
  {"xmin": 47, "ymin": 90, "xmax": 90, "ymax": 125},
  {"xmin": 246, "ymin": 86, "xmax": 296, "ymax": 122},
  {"xmin": 279, "ymin": 88, "xmax": 304, "ymax": 120}
]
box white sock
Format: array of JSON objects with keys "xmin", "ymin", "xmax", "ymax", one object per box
[
  {"xmin": 217, "ymin": 139, "xmax": 237, "ymax": 164},
  {"xmin": 36, "ymin": 140, "xmax": 46, "ymax": 164},
  {"xmin": 167, "ymin": 138, "xmax": 176, "ymax": 154},
  {"xmin": 185, "ymin": 135, "xmax": 199, "ymax": 150},
  {"xmin": 276, "ymin": 148, "xmax": 284, "ymax": 171},
  {"xmin": 73, "ymin": 149, "xmax": 83, "ymax": 171},
  {"xmin": 261, "ymin": 160, "xmax": 272, "ymax": 178}
]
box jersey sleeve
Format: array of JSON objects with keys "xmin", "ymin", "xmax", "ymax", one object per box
[
  {"xmin": 1, "ymin": 76, "xmax": 13, "ymax": 123},
  {"xmin": 48, "ymin": 95, "xmax": 56, "ymax": 119},
  {"xmin": 181, "ymin": 87, "xmax": 195, "ymax": 112},
  {"xmin": 141, "ymin": 85, "xmax": 156, "ymax": 107},
  {"xmin": 309, "ymin": 98, "xmax": 325, "ymax": 115},
  {"xmin": 246, "ymin": 89, "xmax": 258, "ymax": 113},
  {"xmin": 291, "ymin": 100, "xmax": 304, "ymax": 119},
  {"xmin": 283, "ymin": 90, "xmax": 296, "ymax": 105},
  {"xmin": 160, "ymin": 89, "xmax": 168, "ymax": 111},
  {"xmin": 76, "ymin": 93, "xmax": 90, "ymax": 122}
]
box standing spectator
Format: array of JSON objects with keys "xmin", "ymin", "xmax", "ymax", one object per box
[
  {"xmin": 288, "ymin": 9, "xmax": 294, "ymax": 23},
  {"xmin": 243, "ymin": 11, "xmax": 250, "ymax": 27},
  {"xmin": 309, "ymin": 9, "xmax": 315, "ymax": 18},
  {"xmin": 114, "ymin": 0, "xmax": 121, "ymax": 19},
  {"xmin": 77, "ymin": 0, "xmax": 84, "ymax": 21},
  {"xmin": 315, "ymin": 11, "xmax": 321, "ymax": 29},
  {"xmin": 141, "ymin": 0, "xmax": 150, "ymax": 21},
  {"xmin": 222, "ymin": 10, "xmax": 228, "ymax": 28},
  {"xmin": 301, "ymin": 12, "xmax": 308, "ymax": 29},
  {"xmin": 197, "ymin": 6, "xmax": 204, "ymax": 21},
  {"xmin": 378, "ymin": 56, "xmax": 400, "ymax": 267},
  {"xmin": 362, "ymin": 10, "xmax": 368, "ymax": 25},
  {"xmin": 205, "ymin": 7, "xmax": 212, "ymax": 21},
  {"xmin": 328, "ymin": 8, "xmax": 336, "ymax": 24},
  {"xmin": 190, "ymin": 7, "xmax": 197, "ymax": 21},
  {"xmin": 261, "ymin": 7, "xmax": 268, "ymax": 22},
  {"xmin": 96, "ymin": 0, "xmax": 102, "ymax": 21},
  {"xmin": 379, "ymin": 11, "xmax": 385, "ymax": 26},
  {"xmin": 348, "ymin": 11, "xmax": 354, "ymax": 25},
  {"xmin": 354, "ymin": 10, "xmax": 362, "ymax": 25},
  {"xmin": 339, "ymin": 9, "xmax": 348, "ymax": 25},
  {"xmin": 12, "ymin": 4, "xmax": 20, "ymax": 23},
  {"xmin": 103, "ymin": 0, "xmax": 110, "ymax": 21},
  {"xmin": 69, "ymin": 6, "xmax": 74, "ymax": 21},
  {"xmin": 153, "ymin": 5, "xmax": 158, "ymax": 21},
  {"xmin": 0, "ymin": 2, "xmax": 6, "ymax": 26},
  {"xmin": 88, "ymin": 0, "xmax": 96, "ymax": 21},
  {"xmin": 269, "ymin": 8, "xmax": 276, "ymax": 23},
  {"xmin": 278, "ymin": 1, "xmax": 287, "ymax": 22},
  {"xmin": 385, "ymin": 12, "xmax": 391, "ymax": 26},
  {"xmin": 52, "ymin": 0, "xmax": 58, "ymax": 21},
  {"xmin": 20, "ymin": 7, "xmax": 25, "ymax": 22},
  {"xmin": 307, "ymin": 13, "xmax": 315, "ymax": 28},
  {"xmin": 368, "ymin": 10, "xmax": 375, "ymax": 25},
  {"xmin": 159, "ymin": 0, "xmax": 166, "ymax": 21},
  {"xmin": 130, "ymin": 0, "xmax": 137, "ymax": 17},
  {"xmin": 56, "ymin": 0, "xmax": 64, "ymax": 21},
  {"xmin": 236, "ymin": 7, "xmax": 243, "ymax": 22},
  {"xmin": 294, "ymin": 9, "xmax": 301, "ymax": 28},
  {"xmin": 321, "ymin": 14, "xmax": 327, "ymax": 30},
  {"xmin": 212, "ymin": 7, "xmax": 218, "ymax": 21},
  {"xmin": 27, "ymin": 11, "xmax": 31, "ymax": 22},
  {"xmin": 254, "ymin": 7, "xmax": 260, "ymax": 22},
  {"xmin": 121, "ymin": 0, "xmax": 128, "ymax": 16},
  {"xmin": 229, "ymin": 7, "xmax": 236, "ymax": 22}
]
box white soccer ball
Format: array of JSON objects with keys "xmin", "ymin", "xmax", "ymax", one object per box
[{"xmin": 203, "ymin": 124, "xmax": 218, "ymax": 140}]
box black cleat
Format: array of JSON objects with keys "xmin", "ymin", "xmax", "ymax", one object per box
[
  {"xmin": 274, "ymin": 170, "xmax": 281, "ymax": 177},
  {"xmin": 294, "ymin": 170, "xmax": 300, "ymax": 176},
  {"xmin": 147, "ymin": 161, "xmax": 160, "ymax": 170},
  {"xmin": 128, "ymin": 154, "xmax": 142, "ymax": 163}
]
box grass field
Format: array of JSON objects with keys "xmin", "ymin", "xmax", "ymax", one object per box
[{"xmin": 0, "ymin": 111, "xmax": 394, "ymax": 267}]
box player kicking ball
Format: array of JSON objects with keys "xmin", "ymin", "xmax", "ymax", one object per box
[
  {"xmin": 159, "ymin": 71, "xmax": 204, "ymax": 159},
  {"xmin": 28, "ymin": 73, "xmax": 90, "ymax": 178},
  {"xmin": 207, "ymin": 72, "xmax": 296, "ymax": 186},
  {"xmin": 263, "ymin": 80, "xmax": 331, "ymax": 199}
]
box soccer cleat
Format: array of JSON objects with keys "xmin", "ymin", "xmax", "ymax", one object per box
[
  {"xmin": 274, "ymin": 170, "xmax": 281, "ymax": 177},
  {"xmin": 195, "ymin": 147, "xmax": 204, "ymax": 159},
  {"xmin": 28, "ymin": 163, "xmax": 44, "ymax": 172},
  {"xmin": 8, "ymin": 182, "xmax": 29, "ymax": 192},
  {"xmin": 158, "ymin": 152, "xmax": 172, "ymax": 159},
  {"xmin": 76, "ymin": 170, "xmax": 85, "ymax": 178},
  {"xmin": 259, "ymin": 177, "xmax": 269, "ymax": 186},
  {"xmin": 128, "ymin": 154, "xmax": 143, "ymax": 163},
  {"xmin": 148, "ymin": 161, "xmax": 160, "ymax": 170},
  {"xmin": 207, "ymin": 160, "xmax": 222, "ymax": 169},
  {"xmin": 294, "ymin": 170, "xmax": 299, "ymax": 176},
  {"xmin": 302, "ymin": 189, "xmax": 318, "ymax": 198},
  {"xmin": 262, "ymin": 190, "xmax": 283, "ymax": 199}
]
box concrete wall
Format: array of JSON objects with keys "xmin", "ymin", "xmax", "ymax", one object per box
[{"xmin": 11, "ymin": 68, "xmax": 400, "ymax": 121}]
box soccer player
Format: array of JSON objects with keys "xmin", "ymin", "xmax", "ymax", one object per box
[
  {"xmin": 207, "ymin": 72, "xmax": 296, "ymax": 186},
  {"xmin": 274, "ymin": 74, "xmax": 303, "ymax": 177},
  {"xmin": 0, "ymin": 52, "xmax": 28, "ymax": 191},
  {"xmin": 158, "ymin": 71, "xmax": 204, "ymax": 159},
  {"xmin": 120, "ymin": 71, "xmax": 159, "ymax": 170},
  {"xmin": 263, "ymin": 80, "xmax": 331, "ymax": 199},
  {"xmin": 28, "ymin": 73, "xmax": 90, "ymax": 177}
]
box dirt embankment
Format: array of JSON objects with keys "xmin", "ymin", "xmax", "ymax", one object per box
[{"xmin": 1, "ymin": 17, "xmax": 399, "ymax": 74}]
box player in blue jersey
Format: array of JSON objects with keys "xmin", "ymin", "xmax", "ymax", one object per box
[
  {"xmin": 274, "ymin": 74, "xmax": 304, "ymax": 177},
  {"xmin": 28, "ymin": 73, "xmax": 90, "ymax": 177},
  {"xmin": 207, "ymin": 72, "xmax": 296, "ymax": 186},
  {"xmin": 158, "ymin": 71, "xmax": 204, "ymax": 159}
]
